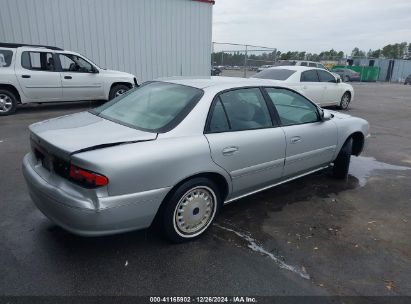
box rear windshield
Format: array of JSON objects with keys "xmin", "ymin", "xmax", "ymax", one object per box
[
  {"xmin": 91, "ymin": 82, "xmax": 204, "ymax": 133},
  {"xmin": 253, "ymin": 69, "xmax": 296, "ymax": 80},
  {"xmin": 0, "ymin": 49, "xmax": 13, "ymax": 67}
]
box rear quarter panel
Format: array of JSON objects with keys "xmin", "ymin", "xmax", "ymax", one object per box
[{"xmin": 70, "ymin": 135, "xmax": 232, "ymax": 197}]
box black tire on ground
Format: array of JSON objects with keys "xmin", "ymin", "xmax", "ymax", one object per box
[
  {"xmin": 344, "ymin": 75, "xmax": 350, "ymax": 82},
  {"xmin": 339, "ymin": 92, "xmax": 351, "ymax": 110},
  {"xmin": 108, "ymin": 84, "xmax": 130, "ymax": 100},
  {"xmin": 0, "ymin": 89, "xmax": 17, "ymax": 116},
  {"xmin": 162, "ymin": 177, "xmax": 221, "ymax": 243},
  {"xmin": 333, "ymin": 137, "xmax": 353, "ymax": 179}
]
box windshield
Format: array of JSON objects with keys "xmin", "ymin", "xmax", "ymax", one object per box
[
  {"xmin": 92, "ymin": 82, "xmax": 204, "ymax": 132},
  {"xmin": 253, "ymin": 69, "xmax": 296, "ymax": 80},
  {"xmin": 0, "ymin": 49, "xmax": 13, "ymax": 67}
]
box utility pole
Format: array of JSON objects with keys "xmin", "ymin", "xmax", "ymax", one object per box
[{"xmin": 243, "ymin": 45, "xmax": 248, "ymax": 78}]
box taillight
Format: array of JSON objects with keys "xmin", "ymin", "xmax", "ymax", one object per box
[{"xmin": 69, "ymin": 165, "xmax": 109, "ymax": 188}]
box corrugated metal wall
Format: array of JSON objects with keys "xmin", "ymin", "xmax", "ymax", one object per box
[
  {"xmin": 0, "ymin": 0, "xmax": 212, "ymax": 82},
  {"xmin": 354, "ymin": 58, "xmax": 411, "ymax": 82}
]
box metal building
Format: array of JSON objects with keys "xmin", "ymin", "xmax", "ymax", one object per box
[
  {"xmin": 353, "ymin": 58, "xmax": 411, "ymax": 82},
  {"xmin": 0, "ymin": 0, "xmax": 214, "ymax": 82}
]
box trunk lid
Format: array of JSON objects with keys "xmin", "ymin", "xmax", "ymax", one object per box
[{"xmin": 29, "ymin": 111, "xmax": 157, "ymax": 160}]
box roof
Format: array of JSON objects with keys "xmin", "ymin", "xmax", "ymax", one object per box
[
  {"xmin": 0, "ymin": 43, "xmax": 63, "ymax": 51},
  {"xmin": 267, "ymin": 65, "xmax": 318, "ymax": 72},
  {"xmin": 158, "ymin": 76, "xmax": 282, "ymax": 89}
]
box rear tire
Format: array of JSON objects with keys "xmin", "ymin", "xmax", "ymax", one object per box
[
  {"xmin": 162, "ymin": 177, "xmax": 220, "ymax": 243},
  {"xmin": 333, "ymin": 137, "xmax": 352, "ymax": 179},
  {"xmin": 109, "ymin": 84, "xmax": 130, "ymax": 100},
  {"xmin": 339, "ymin": 92, "xmax": 351, "ymax": 110},
  {"xmin": 0, "ymin": 90, "xmax": 17, "ymax": 116}
]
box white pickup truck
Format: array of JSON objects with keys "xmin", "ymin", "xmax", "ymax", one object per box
[{"xmin": 0, "ymin": 43, "xmax": 138, "ymax": 115}]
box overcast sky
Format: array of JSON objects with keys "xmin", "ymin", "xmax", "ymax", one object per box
[{"xmin": 212, "ymin": 0, "xmax": 411, "ymax": 54}]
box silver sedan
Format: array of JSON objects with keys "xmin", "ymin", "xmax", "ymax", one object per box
[{"xmin": 23, "ymin": 77, "xmax": 370, "ymax": 242}]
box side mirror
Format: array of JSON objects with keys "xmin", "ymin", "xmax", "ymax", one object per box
[
  {"xmin": 319, "ymin": 108, "xmax": 332, "ymax": 121},
  {"xmin": 92, "ymin": 67, "xmax": 99, "ymax": 73},
  {"xmin": 336, "ymin": 77, "xmax": 341, "ymax": 83}
]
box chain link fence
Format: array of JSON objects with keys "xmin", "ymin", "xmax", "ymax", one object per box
[
  {"xmin": 212, "ymin": 42, "xmax": 411, "ymax": 82},
  {"xmin": 212, "ymin": 42, "xmax": 277, "ymax": 78}
]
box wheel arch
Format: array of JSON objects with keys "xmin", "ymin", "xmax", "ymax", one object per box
[
  {"xmin": 110, "ymin": 82, "xmax": 133, "ymax": 91},
  {"xmin": 107, "ymin": 82, "xmax": 133, "ymax": 100},
  {"xmin": 0, "ymin": 83, "xmax": 21, "ymax": 103},
  {"xmin": 351, "ymin": 131, "xmax": 364, "ymax": 156},
  {"xmin": 338, "ymin": 131, "xmax": 364, "ymax": 157},
  {"xmin": 153, "ymin": 171, "xmax": 230, "ymax": 224},
  {"xmin": 343, "ymin": 90, "xmax": 352, "ymax": 98}
]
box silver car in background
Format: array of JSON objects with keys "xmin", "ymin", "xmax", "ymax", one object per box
[{"xmin": 23, "ymin": 77, "xmax": 370, "ymax": 242}]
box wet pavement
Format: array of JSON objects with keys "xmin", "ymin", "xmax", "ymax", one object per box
[{"xmin": 0, "ymin": 83, "xmax": 410, "ymax": 296}]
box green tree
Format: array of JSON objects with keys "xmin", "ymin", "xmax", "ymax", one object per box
[
  {"xmin": 351, "ymin": 47, "xmax": 365, "ymax": 58},
  {"xmin": 371, "ymin": 49, "xmax": 381, "ymax": 58}
]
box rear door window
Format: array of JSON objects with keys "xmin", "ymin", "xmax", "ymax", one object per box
[
  {"xmin": 300, "ymin": 70, "xmax": 319, "ymax": 82},
  {"xmin": 0, "ymin": 50, "xmax": 13, "ymax": 67},
  {"xmin": 208, "ymin": 100, "xmax": 230, "ymax": 133},
  {"xmin": 208, "ymin": 88, "xmax": 273, "ymax": 132},
  {"xmin": 21, "ymin": 51, "xmax": 55, "ymax": 71}
]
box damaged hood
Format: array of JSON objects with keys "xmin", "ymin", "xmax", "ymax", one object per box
[{"xmin": 29, "ymin": 111, "xmax": 157, "ymax": 159}]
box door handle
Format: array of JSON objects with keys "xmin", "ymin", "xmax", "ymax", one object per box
[
  {"xmin": 290, "ymin": 136, "xmax": 301, "ymax": 144},
  {"xmin": 21, "ymin": 75, "xmax": 31, "ymax": 78},
  {"xmin": 64, "ymin": 76, "xmax": 72, "ymax": 79},
  {"xmin": 222, "ymin": 146, "xmax": 239, "ymax": 155}
]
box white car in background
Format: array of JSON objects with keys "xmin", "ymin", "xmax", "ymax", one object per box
[
  {"xmin": 0, "ymin": 43, "xmax": 138, "ymax": 116},
  {"xmin": 251, "ymin": 66, "xmax": 354, "ymax": 109},
  {"xmin": 257, "ymin": 65, "xmax": 274, "ymax": 72}
]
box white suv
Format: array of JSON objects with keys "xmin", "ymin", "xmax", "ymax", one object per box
[
  {"xmin": 0, "ymin": 43, "xmax": 137, "ymax": 115},
  {"xmin": 293, "ymin": 60, "xmax": 327, "ymax": 69},
  {"xmin": 275, "ymin": 60, "xmax": 327, "ymax": 70}
]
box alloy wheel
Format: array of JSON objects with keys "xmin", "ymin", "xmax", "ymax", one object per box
[
  {"xmin": 340, "ymin": 93, "xmax": 350, "ymax": 110},
  {"xmin": 115, "ymin": 89, "xmax": 127, "ymax": 97},
  {"xmin": 0, "ymin": 94, "xmax": 13, "ymax": 113}
]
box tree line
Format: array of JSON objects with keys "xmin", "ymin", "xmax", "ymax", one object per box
[
  {"xmin": 212, "ymin": 42, "xmax": 411, "ymax": 66},
  {"xmin": 353, "ymin": 42, "xmax": 411, "ymax": 59}
]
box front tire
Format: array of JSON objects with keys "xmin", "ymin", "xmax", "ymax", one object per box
[
  {"xmin": 333, "ymin": 138, "xmax": 352, "ymax": 179},
  {"xmin": 109, "ymin": 84, "xmax": 130, "ymax": 100},
  {"xmin": 339, "ymin": 92, "xmax": 351, "ymax": 110},
  {"xmin": 0, "ymin": 90, "xmax": 17, "ymax": 116},
  {"xmin": 162, "ymin": 178, "xmax": 220, "ymax": 243}
]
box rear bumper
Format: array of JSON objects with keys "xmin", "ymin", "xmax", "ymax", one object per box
[{"xmin": 22, "ymin": 154, "xmax": 170, "ymax": 236}]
